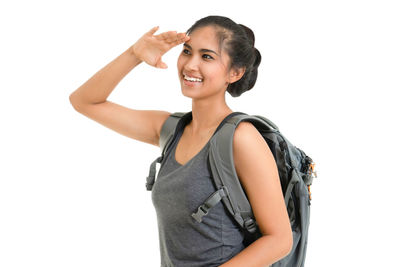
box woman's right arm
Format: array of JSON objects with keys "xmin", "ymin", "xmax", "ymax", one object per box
[{"xmin": 69, "ymin": 27, "xmax": 189, "ymax": 147}]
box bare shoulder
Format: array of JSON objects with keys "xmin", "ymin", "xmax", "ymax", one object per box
[
  {"xmin": 233, "ymin": 121, "xmax": 271, "ymax": 159},
  {"xmin": 233, "ymin": 121, "xmax": 276, "ymax": 177},
  {"xmin": 232, "ymin": 120, "xmax": 280, "ymax": 201}
]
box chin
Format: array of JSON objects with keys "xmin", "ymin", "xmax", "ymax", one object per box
[
  {"xmin": 180, "ymin": 86, "xmax": 197, "ymax": 99},
  {"xmin": 179, "ymin": 80, "xmax": 222, "ymax": 100}
]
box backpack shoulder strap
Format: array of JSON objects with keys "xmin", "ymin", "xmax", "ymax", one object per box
[
  {"xmin": 146, "ymin": 111, "xmax": 189, "ymax": 191},
  {"xmin": 214, "ymin": 114, "xmax": 279, "ymax": 231},
  {"xmin": 159, "ymin": 112, "xmax": 186, "ymax": 153},
  {"xmin": 192, "ymin": 113, "xmax": 279, "ymax": 233}
]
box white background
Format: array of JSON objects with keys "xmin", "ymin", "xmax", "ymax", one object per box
[{"xmin": 1, "ymin": 0, "xmax": 399, "ymax": 266}]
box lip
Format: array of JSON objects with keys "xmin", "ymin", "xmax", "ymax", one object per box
[
  {"xmin": 183, "ymin": 78, "xmax": 201, "ymax": 87},
  {"xmin": 183, "ymin": 72, "xmax": 203, "ymax": 80}
]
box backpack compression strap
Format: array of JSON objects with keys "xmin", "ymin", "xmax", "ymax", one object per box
[{"xmin": 146, "ymin": 112, "xmax": 187, "ymax": 191}]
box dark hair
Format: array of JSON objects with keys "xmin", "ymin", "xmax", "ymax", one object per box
[{"xmin": 187, "ymin": 15, "xmax": 262, "ymax": 97}]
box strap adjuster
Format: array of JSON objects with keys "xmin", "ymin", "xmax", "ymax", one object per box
[
  {"xmin": 146, "ymin": 156, "xmax": 163, "ymax": 191},
  {"xmin": 244, "ymin": 218, "xmax": 257, "ymax": 233},
  {"xmin": 191, "ymin": 204, "xmax": 209, "ymax": 223},
  {"xmin": 145, "ymin": 179, "xmax": 153, "ymax": 191},
  {"xmin": 191, "ymin": 187, "xmax": 227, "ymax": 223}
]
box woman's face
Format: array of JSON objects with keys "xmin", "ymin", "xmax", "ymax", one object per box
[{"xmin": 177, "ymin": 26, "xmax": 233, "ymax": 100}]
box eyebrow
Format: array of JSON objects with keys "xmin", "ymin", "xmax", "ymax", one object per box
[{"xmin": 183, "ymin": 43, "xmax": 219, "ymax": 56}]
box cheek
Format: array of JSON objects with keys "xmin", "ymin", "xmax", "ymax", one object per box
[
  {"xmin": 205, "ymin": 64, "xmax": 228, "ymax": 83},
  {"xmin": 177, "ymin": 55, "xmax": 184, "ymax": 71}
]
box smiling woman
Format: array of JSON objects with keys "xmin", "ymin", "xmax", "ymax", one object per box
[
  {"xmin": 69, "ymin": 15, "xmax": 291, "ymax": 267},
  {"xmin": 186, "ymin": 16, "xmax": 261, "ymax": 97},
  {"xmin": 177, "ymin": 25, "xmax": 244, "ymax": 101}
]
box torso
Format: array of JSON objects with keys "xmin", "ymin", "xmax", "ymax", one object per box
[
  {"xmin": 174, "ymin": 124, "xmax": 217, "ymax": 166},
  {"xmin": 151, "ymin": 116, "xmax": 245, "ymax": 266}
]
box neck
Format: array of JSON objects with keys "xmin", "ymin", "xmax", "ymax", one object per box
[{"xmin": 188, "ymin": 93, "xmax": 233, "ymax": 135}]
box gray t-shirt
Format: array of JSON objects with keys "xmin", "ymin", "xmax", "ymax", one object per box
[{"xmin": 151, "ymin": 128, "xmax": 245, "ymax": 267}]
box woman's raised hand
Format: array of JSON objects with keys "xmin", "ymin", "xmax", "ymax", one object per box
[{"xmin": 131, "ymin": 26, "xmax": 190, "ymax": 69}]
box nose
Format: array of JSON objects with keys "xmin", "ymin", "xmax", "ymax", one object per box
[{"xmin": 183, "ymin": 54, "xmax": 200, "ymax": 72}]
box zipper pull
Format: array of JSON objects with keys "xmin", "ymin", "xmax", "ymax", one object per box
[{"xmin": 309, "ymin": 162, "xmax": 317, "ymax": 178}]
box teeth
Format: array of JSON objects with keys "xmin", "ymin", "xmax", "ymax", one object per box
[{"xmin": 184, "ymin": 75, "xmax": 203, "ymax": 82}]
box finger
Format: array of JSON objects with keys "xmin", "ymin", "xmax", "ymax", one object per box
[
  {"xmin": 156, "ymin": 31, "xmax": 180, "ymax": 43},
  {"xmin": 177, "ymin": 32, "xmax": 190, "ymax": 42},
  {"xmin": 156, "ymin": 31, "xmax": 177, "ymax": 43},
  {"xmin": 168, "ymin": 33, "xmax": 189, "ymax": 47},
  {"xmin": 156, "ymin": 61, "xmax": 168, "ymax": 69},
  {"xmin": 146, "ymin": 26, "xmax": 159, "ymax": 36},
  {"xmin": 155, "ymin": 31, "xmax": 188, "ymax": 44},
  {"xmin": 166, "ymin": 31, "xmax": 179, "ymax": 42},
  {"xmin": 154, "ymin": 30, "xmax": 172, "ymax": 39}
]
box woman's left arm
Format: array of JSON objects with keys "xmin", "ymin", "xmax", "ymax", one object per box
[{"xmin": 220, "ymin": 122, "xmax": 293, "ymax": 267}]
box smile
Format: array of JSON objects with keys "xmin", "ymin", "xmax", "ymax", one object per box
[{"xmin": 183, "ymin": 74, "xmax": 203, "ymax": 82}]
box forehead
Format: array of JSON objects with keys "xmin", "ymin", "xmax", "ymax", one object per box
[{"xmin": 186, "ymin": 26, "xmax": 220, "ymax": 50}]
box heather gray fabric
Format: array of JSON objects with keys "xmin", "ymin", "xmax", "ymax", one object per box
[{"xmin": 151, "ymin": 128, "xmax": 245, "ymax": 267}]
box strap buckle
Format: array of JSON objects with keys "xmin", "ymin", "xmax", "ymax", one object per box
[
  {"xmin": 145, "ymin": 178, "xmax": 153, "ymax": 191},
  {"xmin": 191, "ymin": 187, "xmax": 227, "ymax": 223},
  {"xmin": 191, "ymin": 204, "xmax": 210, "ymax": 223},
  {"xmin": 145, "ymin": 156, "xmax": 163, "ymax": 191},
  {"xmin": 244, "ymin": 218, "xmax": 258, "ymax": 234}
]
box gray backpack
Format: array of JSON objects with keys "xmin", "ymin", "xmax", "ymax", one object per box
[{"xmin": 146, "ymin": 111, "xmax": 317, "ymax": 267}]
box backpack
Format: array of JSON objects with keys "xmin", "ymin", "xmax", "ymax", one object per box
[{"xmin": 146, "ymin": 111, "xmax": 317, "ymax": 267}]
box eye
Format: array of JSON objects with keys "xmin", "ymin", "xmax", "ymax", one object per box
[
  {"xmin": 182, "ymin": 49, "xmax": 191, "ymax": 55},
  {"xmin": 202, "ymin": 54, "xmax": 214, "ymax": 60}
]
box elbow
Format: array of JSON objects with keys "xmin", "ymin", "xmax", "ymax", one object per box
[
  {"xmin": 266, "ymin": 231, "xmax": 293, "ymax": 261},
  {"xmin": 279, "ymin": 219, "xmax": 294, "ymax": 258},
  {"xmin": 257, "ymin": 232, "xmax": 293, "ymax": 266},
  {"xmin": 69, "ymin": 92, "xmax": 84, "ymax": 112},
  {"xmin": 279, "ymin": 231, "xmax": 293, "ymax": 259},
  {"xmin": 69, "ymin": 93, "xmax": 78, "ymax": 109},
  {"xmin": 284, "ymin": 233, "xmax": 293, "ymax": 257}
]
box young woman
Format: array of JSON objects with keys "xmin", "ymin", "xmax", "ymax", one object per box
[{"xmin": 70, "ymin": 15, "xmax": 292, "ymax": 267}]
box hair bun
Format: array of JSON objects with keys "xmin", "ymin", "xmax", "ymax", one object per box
[
  {"xmin": 253, "ymin": 47, "xmax": 261, "ymax": 68},
  {"xmin": 238, "ymin": 24, "xmax": 255, "ymax": 46},
  {"xmin": 227, "ymin": 24, "xmax": 261, "ymax": 97}
]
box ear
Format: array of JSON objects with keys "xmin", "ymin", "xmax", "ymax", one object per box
[{"xmin": 228, "ymin": 67, "xmax": 246, "ymax": 84}]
